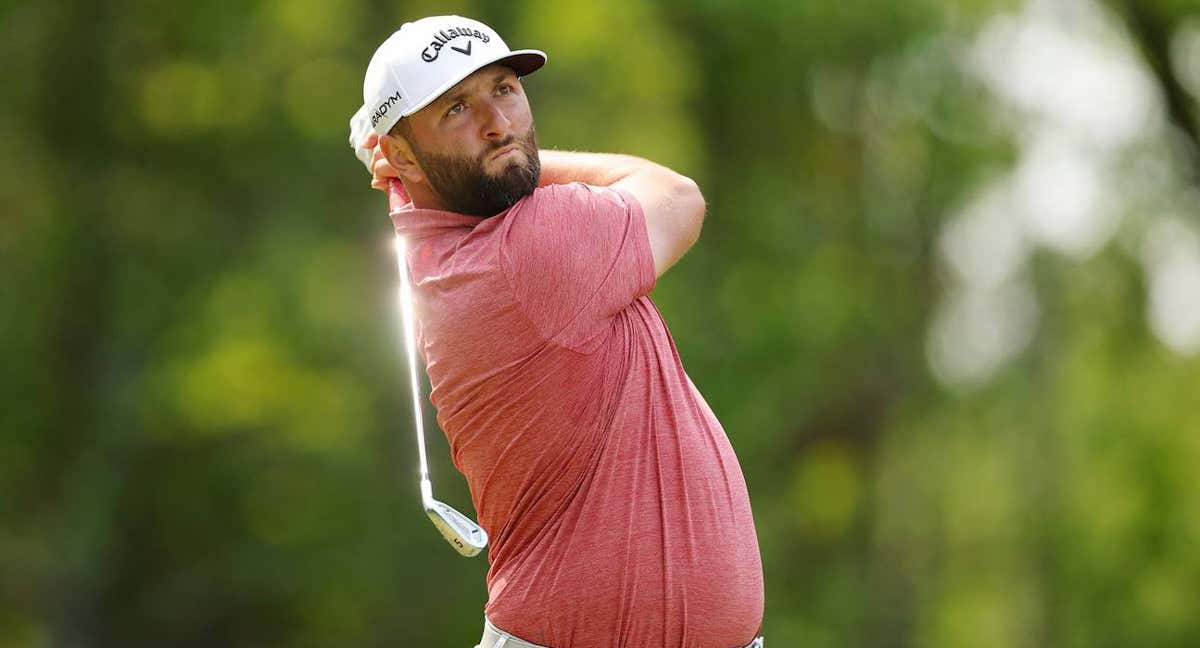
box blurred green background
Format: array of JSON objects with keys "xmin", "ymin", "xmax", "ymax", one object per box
[{"xmin": 4, "ymin": 0, "xmax": 1200, "ymax": 646}]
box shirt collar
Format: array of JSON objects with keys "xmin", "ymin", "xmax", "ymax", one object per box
[{"xmin": 389, "ymin": 200, "xmax": 486, "ymax": 241}]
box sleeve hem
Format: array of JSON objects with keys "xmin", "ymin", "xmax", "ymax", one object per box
[{"xmin": 611, "ymin": 187, "xmax": 657, "ymax": 296}]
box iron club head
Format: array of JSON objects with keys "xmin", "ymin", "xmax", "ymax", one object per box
[{"xmin": 421, "ymin": 480, "xmax": 488, "ymax": 557}]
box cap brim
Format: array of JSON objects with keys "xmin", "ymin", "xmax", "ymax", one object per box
[
  {"xmin": 497, "ymin": 50, "xmax": 546, "ymax": 77},
  {"xmin": 398, "ymin": 48, "xmax": 547, "ymax": 120}
]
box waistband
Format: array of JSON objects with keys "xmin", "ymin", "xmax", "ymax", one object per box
[{"xmin": 474, "ymin": 616, "xmax": 764, "ymax": 648}]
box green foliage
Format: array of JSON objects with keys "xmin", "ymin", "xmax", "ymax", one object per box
[{"xmin": 3, "ymin": 0, "xmax": 1200, "ymax": 646}]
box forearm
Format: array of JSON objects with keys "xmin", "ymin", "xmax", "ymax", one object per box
[
  {"xmin": 537, "ymin": 149, "xmax": 705, "ymax": 279},
  {"xmin": 537, "ymin": 149, "xmax": 664, "ymax": 187}
]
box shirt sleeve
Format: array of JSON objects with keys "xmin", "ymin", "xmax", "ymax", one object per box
[{"xmin": 500, "ymin": 182, "xmax": 657, "ymax": 348}]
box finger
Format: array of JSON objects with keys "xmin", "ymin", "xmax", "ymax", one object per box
[{"xmin": 372, "ymin": 157, "xmax": 400, "ymax": 179}]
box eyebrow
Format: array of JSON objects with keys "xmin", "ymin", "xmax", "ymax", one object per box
[{"xmin": 438, "ymin": 71, "xmax": 516, "ymax": 110}]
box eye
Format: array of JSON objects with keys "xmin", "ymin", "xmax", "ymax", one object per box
[
  {"xmin": 447, "ymin": 102, "xmax": 465, "ymax": 116},
  {"xmin": 497, "ymin": 83, "xmax": 513, "ymax": 95}
]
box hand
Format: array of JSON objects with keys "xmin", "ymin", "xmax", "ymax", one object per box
[{"xmin": 361, "ymin": 133, "xmax": 405, "ymax": 195}]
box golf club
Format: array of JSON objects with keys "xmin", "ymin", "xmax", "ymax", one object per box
[{"xmin": 390, "ymin": 179, "xmax": 488, "ymax": 557}]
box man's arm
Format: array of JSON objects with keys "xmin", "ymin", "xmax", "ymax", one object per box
[
  {"xmin": 365, "ymin": 141, "xmax": 705, "ymax": 279},
  {"xmin": 538, "ymin": 150, "xmax": 706, "ymax": 279}
]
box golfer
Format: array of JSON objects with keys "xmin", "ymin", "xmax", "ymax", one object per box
[{"xmin": 349, "ymin": 16, "xmax": 764, "ymax": 648}]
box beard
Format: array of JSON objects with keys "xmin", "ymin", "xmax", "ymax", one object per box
[{"xmin": 411, "ymin": 126, "xmax": 541, "ymax": 217}]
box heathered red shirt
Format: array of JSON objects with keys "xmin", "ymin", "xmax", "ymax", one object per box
[{"xmin": 392, "ymin": 182, "xmax": 763, "ymax": 648}]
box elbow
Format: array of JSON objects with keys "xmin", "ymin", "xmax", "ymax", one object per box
[
  {"xmin": 640, "ymin": 169, "xmax": 706, "ymax": 278},
  {"xmin": 676, "ymin": 174, "xmax": 706, "ymax": 244}
]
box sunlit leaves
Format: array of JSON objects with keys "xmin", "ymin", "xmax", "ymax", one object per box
[
  {"xmin": 283, "ymin": 58, "xmax": 361, "ymax": 140},
  {"xmin": 138, "ymin": 61, "xmax": 226, "ymax": 134},
  {"xmin": 516, "ymin": 0, "xmax": 702, "ymax": 171},
  {"xmin": 791, "ymin": 440, "xmax": 861, "ymax": 541}
]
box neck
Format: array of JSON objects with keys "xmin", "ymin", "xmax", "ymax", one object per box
[{"xmin": 403, "ymin": 181, "xmax": 447, "ymax": 211}]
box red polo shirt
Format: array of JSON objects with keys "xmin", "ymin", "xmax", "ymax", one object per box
[{"xmin": 392, "ymin": 182, "xmax": 763, "ymax": 647}]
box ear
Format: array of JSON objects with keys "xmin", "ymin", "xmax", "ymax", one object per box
[{"xmin": 380, "ymin": 132, "xmax": 427, "ymax": 185}]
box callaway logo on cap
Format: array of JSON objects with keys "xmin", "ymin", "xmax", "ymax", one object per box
[{"xmin": 348, "ymin": 15, "xmax": 547, "ymax": 167}]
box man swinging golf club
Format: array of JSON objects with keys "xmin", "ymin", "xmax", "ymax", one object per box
[{"xmin": 349, "ymin": 15, "xmax": 764, "ymax": 648}]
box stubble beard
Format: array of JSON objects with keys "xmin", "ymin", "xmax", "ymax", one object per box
[{"xmin": 412, "ymin": 126, "xmax": 541, "ymax": 217}]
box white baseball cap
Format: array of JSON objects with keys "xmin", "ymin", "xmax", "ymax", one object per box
[{"xmin": 349, "ymin": 15, "xmax": 546, "ymax": 168}]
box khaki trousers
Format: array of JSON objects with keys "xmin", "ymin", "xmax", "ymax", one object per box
[{"xmin": 473, "ymin": 616, "xmax": 765, "ymax": 648}]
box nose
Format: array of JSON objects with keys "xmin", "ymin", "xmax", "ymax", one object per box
[{"xmin": 481, "ymin": 100, "xmax": 512, "ymax": 142}]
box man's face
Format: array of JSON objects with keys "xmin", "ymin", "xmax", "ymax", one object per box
[{"xmin": 400, "ymin": 64, "xmax": 540, "ymax": 217}]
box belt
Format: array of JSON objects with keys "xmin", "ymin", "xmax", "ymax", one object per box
[{"xmin": 474, "ymin": 616, "xmax": 765, "ymax": 648}]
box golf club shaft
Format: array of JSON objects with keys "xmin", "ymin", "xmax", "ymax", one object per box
[
  {"xmin": 394, "ymin": 234, "xmax": 432, "ymax": 486},
  {"xmin": 388, "ymin": 179, "xmax": 486, "ymax": 557}
]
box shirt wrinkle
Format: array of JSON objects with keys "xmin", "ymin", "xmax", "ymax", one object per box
[{"xmin": 391, "ymin": 184, "xmax": 762, "ymax": 648}]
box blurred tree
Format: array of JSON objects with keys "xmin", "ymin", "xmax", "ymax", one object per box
[{"xmin": 2, "ymin": 0, "xmax": 1200, "ymax": 646}]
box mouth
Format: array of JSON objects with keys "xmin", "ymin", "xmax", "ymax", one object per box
[{"xmin": 490, "ymin": 144, "xmax": 519, "ymax": 161}]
